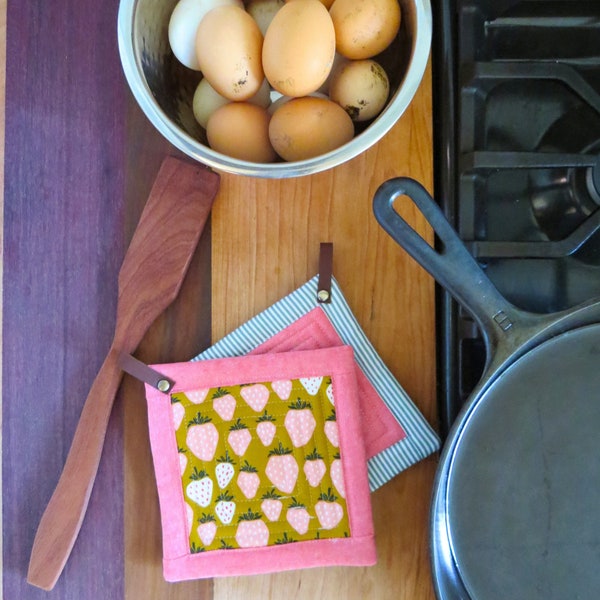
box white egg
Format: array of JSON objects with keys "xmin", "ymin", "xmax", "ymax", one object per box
[{"xmin": 168, "ymin": 0, "xmax": 243, "ymax": 70}]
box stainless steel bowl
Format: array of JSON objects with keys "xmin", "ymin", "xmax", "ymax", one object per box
[{"xmin": 117, "ymin": 0, "xmax": 432, "ymax": 178}]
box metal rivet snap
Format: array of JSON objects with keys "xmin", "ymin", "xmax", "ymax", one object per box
[
  {"xmin": 317, "ymin": 289, "xmax": 330, "ymax": 302},
  {"xmin": 157, "ymin": 379, "xmax": 171, "ymax": 392}
]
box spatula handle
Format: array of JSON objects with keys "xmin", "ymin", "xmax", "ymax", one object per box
[{"xmin": 27, "ymin": 348, "xmax": 123, "ymax": 591}]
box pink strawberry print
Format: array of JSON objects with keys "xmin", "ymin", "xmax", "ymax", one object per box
[
  {"xmin": 237, "ymin": 461, "xmax": 261, "ymax": 499},
  {"xmin": 315, "ymin": 488, "xmax": 344, "ymax": 529},
  {"xmin": 186, "ymin": 413, "xmax": 219, "ymax": 460},
  {"xmin": 187, "ymin": 388, "xmax": 209, "ymax": 404},
  {"xmin": 325, "ymin": 378, "xmax": 335, "ymax": 405},
  {"xmin": 178, "ymin": 448, "xmax": 188, "ymax": 475},
  {"xmin": 286, "ymin": 498, "xmax": 311, "ymax": 535},
  {"xmin": 256, "ymin": 411, "xmax": 276, "ymax": 446},
  {"xmin": 227, "ymin": 418, "xmax": 252, "ymax": 456},
  {"xmin": 186, "ymin": 467, "xmax": 213, "ymax": 507},
  {"xmin": 324, "ymin": 409, "xmax": 339, "ymax": 447},
  {"xmin": 330, "ymin": 451, "xmax": 346, "ymax": 498},
  {"xmin": 271, "ymin": 379, "xmax": 292, "ymax": 400},
  {"xmin": 299, "ymin": 376, "xmax": 323, "ymax": 396},
  {"xmin": 215, "ymin": 450, "xmax": 235, "ymax": 489},
  {"xmin": 284, "ymin": 399, "xmax": 316, "ymax": 447},
  {"xmin": 215, "ymin": 490, "xmax": 236, "ymax": 524},
  {"xmin": 260, "ymin": 489, "xmax": 283, "ymax": 522},
  {"xmin": 235, "ymin": 510, "xmax": 269, "ymax": 548},
  {"xmin": 303, "ymin": 448, "xmax": 326, "ymax": 487},
  {"xmin": 185, "ymin": 503, "xmax": 194, "ymax": 537},
  {"xmin": 266, "ymin": 442, "xmax": 299, "ymax": 493},
  {"xmin": 212, "ymin": 387, "xmax": 236, "ymax": 421},
  {"xmin": 171, "ymin": 398, "xmax": 185, "ymax": 430},
  {"xmin": 240, "ymin": 383, "xmax": 270, "ymax": 412},
  {"xmin": 197, "ymin": 513, "xmax": 217, "ymax": 546}
]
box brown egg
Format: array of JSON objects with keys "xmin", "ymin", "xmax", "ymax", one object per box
[
  {"xmin": 329, "ymin": 0, "xmax": 401, "ymax": 59},
  {"xmin": 269, "ymin": 96, "xmax": 354, "ymax": 161},
  {"xmin": 263, "ymin": 0, "xmax": 336, "ymax": 97},
  {"xmin": 207, "ymin": 103, "xmax": 277, "ymax": 163},
  {"xmin": 195, "ymin": 5, "xmax": 264, "ymax": 101},
  {"xmin": 329, "ymin": 59, "xmax": 390, "ymax": 121}
]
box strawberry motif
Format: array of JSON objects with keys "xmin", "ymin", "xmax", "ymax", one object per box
[
  {"xmin": 324, "ymin": 409, "xmax": 339, "ymax": 447},
  {"xmin": 227, "ymin": 419, "xmax": 252, "ymax": 456},
  {"xmin": 284, "ymin": 399, "xmax": 316, "ymax": 447},
  {"xmin": 299, "ymin": 376, "xmax": 323, "ymax": 396},
  {"xmin": 303, "ymin": 448, "xmax": 326, "ymax": 487},
  {"xmin": 186, "ymin": 467, "xmax": 213, "ymax": 507},
  {"xmin": 235, "ymin": 509, "xmax": 269, "ymax": 548},
  {"xmin": 215, "ymin": 450, "xmax": 235, "ymax": 489},
  {"xmin": 171, "ymin": 398, "xmax": 185, "ymax": 430},
  {"xmin": 315, "ymin": 488, "xmax": 344, "ymax": 529},
  {"xmin": 286, "ymin": 498, "xmax": 311, "ymax": 535},
  {"xmin": 260, "ymin": 489, "xmax": 283, "ymax": 522},
  {"xmin": 274, "ymin": 532, "xmax": 297, "ymax": 544},
  {"xmin": 240, "ymin": 383, "xmax": 270, "ymax": 412},
  {"xmin": 187, "ymin": 388, "xmax": 209, "ymax": 404},
  {"xmin": 178, "ymin": 448, "xmax": 188, "ymax": 476},
  {"xmin": 197, "ymin": 513, "xmax": 217, "ymax": 546},
  {"xmin": 266, "ymin": 442, "xmax": 299, "ymax": 493},
  {"xmin": 237, "ymin": 461, "xmax": 261, "ymax": 499},
  {"xmin": 256, "ymin": 411, "xmax": 277, "ymax": 446},
  {"xmin": 212, "ymin": 387, "xmax": 236, "ymax": 421},
  {"xmin": 215, "ymin": 490, "xmax": 236, "ymax": 524},
  {"xmin": 186, "ymin": 413, "xmax": 219, "ymax": 460},
  {"xmin": 330, "ymin": 451, "xmax": 346, "ymax": 498},
  {"xmin": 271, "ymin": 379, "xmax": 292, "ymax": 400},
  {"xmin": 325, "ymin": 378, "xmax": 335, "ymax": 405}
]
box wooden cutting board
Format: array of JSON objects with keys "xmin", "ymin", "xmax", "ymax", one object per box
[{"xmin": 1, "ymin": 0, "xmax": 438, "ymax": 597}]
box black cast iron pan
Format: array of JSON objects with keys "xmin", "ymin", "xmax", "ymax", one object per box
[{"xmin": 373, "ymin": 178, "xmax": 600, "ymax": 600}]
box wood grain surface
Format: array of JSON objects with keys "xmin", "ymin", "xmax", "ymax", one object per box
[{"xmin": 1, "ymin": 1, "xmax": 439, "ymax": 598}]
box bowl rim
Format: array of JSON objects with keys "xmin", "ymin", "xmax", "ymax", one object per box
[{"xmin": 117, "ymin": 0, "xmax": 432, "ymax": 178}]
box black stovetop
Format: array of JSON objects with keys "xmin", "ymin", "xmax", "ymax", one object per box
[{"xmin": 432, "ymin": 0, "xmax": 600, "ymax": 438}]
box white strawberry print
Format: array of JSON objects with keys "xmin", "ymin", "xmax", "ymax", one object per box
[
  {"xmin": 171, "ymin": 398, "xmax": 185, "ymax": 430},
  {"xmin": 235, "ymin": 510, "xmax": 269, "ymax": 548},
  {"xmin": 227, "ymin": 418, "xmax": 252, "ymax": 456},
  {"xmin": 303, "ymin": 448, "xmax": 326, "ymax": 487},
  {"xmin": 324, "ymin": 409, "xmax": 339, "ymax": 447},
  {"xmin": 286, "ymin": 498, "xmax": 311, "ymax": 535},
  {"xmin": 325, "ymin": 379, "xmax": 335, "ymax": 405},
  {"xmin": 284, "ymin": 398, "xmax": 316, "ymax": 447},
  {"xmin": 212, "ymin": 387, "xmax": 236, "ymax": 421},
  {"xmin": 197, "ymin": 513, "xmax": 217, "ymax": 546},
  {"xmin": 178, "ymin": 448, "xmax": 188, "ymax": 475},
  {"xmin": 237, "ymin": 461, "xmax": 261, "ymax": 499},
  {"xmin": 315, "ymin": 488, "xmax": 344, "ymax": 529},
  {"xmin": 186, "ymin": 413, "xmax": 219, "ymax": 460},
  {"xmin": 187, "ymin": 388, "xmax": 209, "ymax": 404},
  {"xmin": 330, "ymin": 451, "xmax": 346, "ymax": 498},
  {"xmin": 215, "ymin": 450, "xmax": 236, "ymax": 488},
  {"xmin": 299, "ymin": 376, "xmax": 323, "ymax": 396},
  {"xmin": 186, "ymin": 467, "xmax": 213, "ymax": 507},
  {"xmin": 185, "ymin": 503, "xmax": 194, "ymax": 537},
  {"xmin": 266, "ymin": 442, "xmax": 299, "ymax": 493},
  {"xmin": 215, "ymin": 490, "xmax": 236, "ymax": 524},
  {"xmin": 260, "ymin": 489, "xmax": 283, "ymax": 522},
  {"xmin": 256, "ymin": 411, "xmax": 276, "ymax": 446},
  {"xmin": 271, "ymin": 379, "xmax": 292, "ymax": 400},
  {"xmin": 240, "ymin": 383, "xmax": 270, "ymax": 412}
]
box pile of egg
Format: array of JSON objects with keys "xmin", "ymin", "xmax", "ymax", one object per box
[{"xmin": 169, "ymin": 0, "xmax": 401, "ymax": 163}]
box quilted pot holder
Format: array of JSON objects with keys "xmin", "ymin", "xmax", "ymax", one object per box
[
  {"xmin": 144, "ymin": 346, "xmax": 376, "ymax": 581},
  {"xmin": 192, "ymin": 274, "xmax": 440, "ymax": 491}
]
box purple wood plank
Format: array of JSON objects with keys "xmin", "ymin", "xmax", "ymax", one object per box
[{"xmin": 4, "ymin": 1, "xmax": 130, "ymax": 597}]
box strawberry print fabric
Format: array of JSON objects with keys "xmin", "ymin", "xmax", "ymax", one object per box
[
  {"xmin": 173, "ymin": 376, "xmax": 350, "ymax": 553},
  {"xmin": 144, "ymin": 346, "xmax": 376, "ymax": 581}
]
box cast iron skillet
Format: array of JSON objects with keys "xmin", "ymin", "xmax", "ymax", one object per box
[{"xmin": 373, "ymin": 178, "xmax": 600, "ymax": 600}]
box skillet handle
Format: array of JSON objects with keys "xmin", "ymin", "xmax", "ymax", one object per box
[{"xmin": 372, "ymin": 177, "xmax": 521, "ymax": 352}]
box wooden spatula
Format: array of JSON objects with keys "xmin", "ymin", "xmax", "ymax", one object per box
[{"xmin": 27, "ymin": 156, "xmax": 220, "ymax": 591}]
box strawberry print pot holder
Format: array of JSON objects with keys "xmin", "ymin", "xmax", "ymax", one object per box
[{"xmin": 144, "ymin": 346, "xmax": 376, "ymax": 580}]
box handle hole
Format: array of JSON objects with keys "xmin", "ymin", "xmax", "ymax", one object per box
[{"xmin": 392, "ymin": 193, "xmax": 437, "ymax": 250}]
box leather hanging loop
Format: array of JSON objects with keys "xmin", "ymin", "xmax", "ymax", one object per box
[
  {"xmin": 118, "ymin": 352, "xmax": 175, "ymax": 393},
  {"xmin": 317, "ymin": 242, "xmax": 333, "ymax": 303}
]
